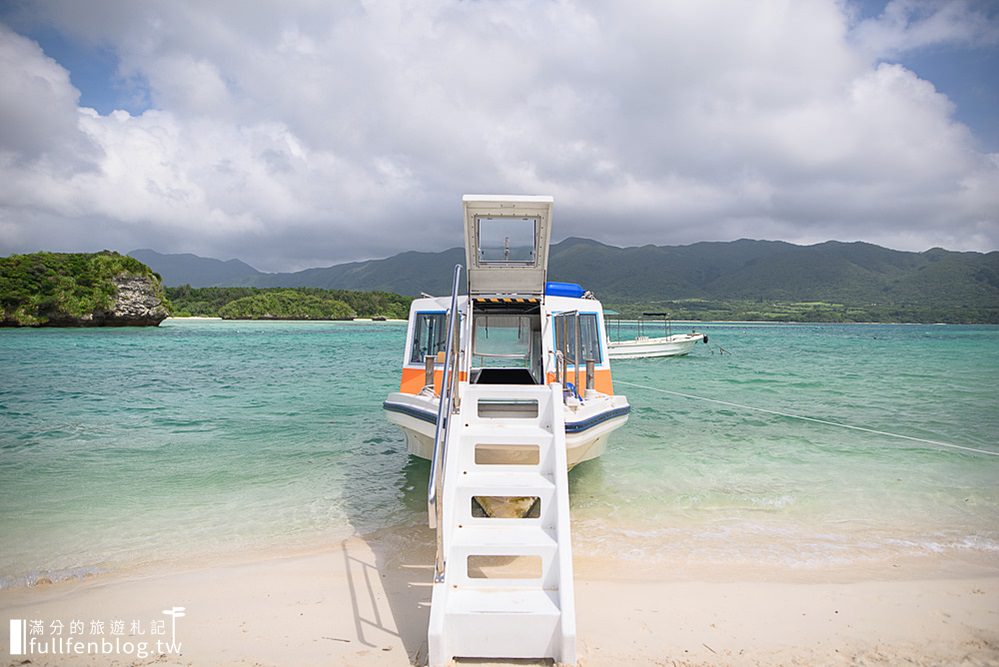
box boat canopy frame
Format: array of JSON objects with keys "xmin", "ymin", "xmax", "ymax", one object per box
[{"xmin": 610, "ymin": 311, "xmax": 675, "ymax": 341}]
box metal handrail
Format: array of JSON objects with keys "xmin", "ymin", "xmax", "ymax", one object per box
[
  {"xmin": 427, "ymin": 264, "xmax": 463, "ymax": 583},
  {"xmin": 574, "ymin": 311, "xmax": 581, "ymax": 393}
]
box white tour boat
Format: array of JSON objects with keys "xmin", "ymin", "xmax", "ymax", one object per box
[
  {"xmin": 381, "ymin": 195, "xmax": 629, "ymax": 666},
  {"xmin": 383, "ymin": 195, "xmax": 631, "ymax": 470}
]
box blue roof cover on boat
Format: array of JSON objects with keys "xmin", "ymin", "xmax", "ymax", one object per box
[{"xmin": 545, "ymin": 281, "xmax": 585, "ymax": 298}]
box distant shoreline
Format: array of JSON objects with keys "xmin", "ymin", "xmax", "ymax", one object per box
[
  {"xmin": 616, "ymin": 319, "xmax": 981, "ymax": 326},
  {"xmin": 165, "ymin": 316, "xmax": 406, "ymax": 322}
]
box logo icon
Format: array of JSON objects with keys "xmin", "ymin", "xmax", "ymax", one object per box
[
  {"xmin": 161, "ymin": 607, "xmax": 186, "ymax": 651},
  {"xmin": 9, "ymin": 619, "xmax": 26, "ymax": 655}
]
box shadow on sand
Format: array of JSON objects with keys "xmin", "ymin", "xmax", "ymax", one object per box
[{"xmin": 340, "ymin": 435, "xmax": 436, "ymax": 665}]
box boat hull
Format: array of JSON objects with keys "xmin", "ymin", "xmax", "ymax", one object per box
[
  {"xmin": 608, "ymin": 333, "xmax": 705, "ymax": 359},
  {"xmin": 383, "ymin": 390, "xmax": 630, "ymax": 469}
]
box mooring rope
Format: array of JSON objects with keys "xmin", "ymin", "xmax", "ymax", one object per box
[{"xmin": 615, "ymin": 379, "xmax": 999, "ymax": 458}]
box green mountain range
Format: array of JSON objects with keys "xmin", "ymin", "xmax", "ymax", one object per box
[
  {"xmin": 130, "ymin": 239, "xmax": 999, "ymax": 323},
  {"xmin": 130, "ymin": 249, "xmax": 264, "ymax": 287}
]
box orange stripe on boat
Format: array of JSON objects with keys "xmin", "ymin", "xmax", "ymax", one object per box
[
  {"xmin": 401, "ymin": 368, "xmax": 612, "ymax": 395},
  {"xmin": 545, "ymin": 369, "xmax": 615, "ymax": 395},
  {"xmin": 399, "ymin": 367, "xmax": 469, "ymax": 395}
]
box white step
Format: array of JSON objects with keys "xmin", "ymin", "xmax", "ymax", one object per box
[
  {"xmin": 429, "ymin": 382, "xmax": 575, "ymax": 667},
  {"xmin": 464, "ymin": 386, "xmax": 554, "ymax": 399},
  {"xmin": 456, "ymin": 470, "xmax": 554, "ymax": 491},
  {"xmin": 449, "ymin": 526, "xmax": 559, "ymax": 589},
  {"xmin": 443, "ymin": 589, "xmax": 562, "ymax": 660},
  {"xmin": 459, "ymin": 425, "xmax": 554, "ymax": 441},
  {"xmin": 456, "ymin": 430, "xmax": 557, "ymax": 472},
  {"xmin": 451, "ymin": 525, "xmax": 556, "ymax": 549},
  {"xmin": 447, "ymin": 587, "xmax": 560, "ymax": 615}
]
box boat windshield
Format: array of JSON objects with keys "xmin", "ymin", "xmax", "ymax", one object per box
[
  {"xmin": 410, "ymin": 312, "xmax": 447, "ymax": 364},
  {"xmin": 472, "ymin": 314, "xmax": 532, "ymax": 368},
  {"xmin": 554, "ymin": 313, "xmax": 603, "ymax": 364},
  {"xmin": 476, "ymin": 216, "xmax": 537, "ymax": 264}
]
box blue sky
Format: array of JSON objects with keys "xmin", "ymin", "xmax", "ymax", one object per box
[
  {"xmin": 900, "ymin": 44, "xmax": 999, "ymax": 152},
  {"xmin": 1, "ymin": 0, "xmax": 997, "ymax": 270},
  {"xmin": 852, "ymin": 0, "xmax": 999, "ymax": 152},
  {"xmin": 13, "ymin": 25, "xmax": 139, "ymax": 114}
]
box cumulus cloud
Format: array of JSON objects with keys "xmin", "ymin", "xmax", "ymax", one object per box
[
  {"xmin": 0, "ymin": 25, "xmax": 98, "ymax": 167},
  {"xmin": 852, "ymin": 0, "xmax": 999, "ymax": 58},
  {"xmin": 0, "ymin": 0, "xmax": 996, "ymax": 270}
]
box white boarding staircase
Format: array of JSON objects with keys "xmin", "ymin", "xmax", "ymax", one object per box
[{"xmin": 428, "ymin": 383, "xmax": 577, "ymax": 666}]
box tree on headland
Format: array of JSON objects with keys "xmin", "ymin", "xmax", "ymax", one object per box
[
  {"xmin": 168, "ymin": 286, "xmax": 411, "ymax": 319},
  {"xmin": 217, "ymin": 291, "xmax": 356, "ymax": 320},
  {"xmin": 0, "ymin": 251, "xmax": 169, "ymax": 326}
]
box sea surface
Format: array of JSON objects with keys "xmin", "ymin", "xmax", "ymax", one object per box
[{"xmin": 1, "ymin": 319, "xmax": 997, "ymax": 588}]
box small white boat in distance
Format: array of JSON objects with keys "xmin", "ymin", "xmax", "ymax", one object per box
[
  {"xmin": 608, "ymin": 332, "xmax": 706, "ymax": 359},
  {"xmin": 607, "ymin": 312, "xmax": 708, "ymax": 359}
]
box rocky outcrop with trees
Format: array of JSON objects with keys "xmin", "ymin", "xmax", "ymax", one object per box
[{"xmin": 0, "ymin": 251, "xmax": 170, "ymax": 327}]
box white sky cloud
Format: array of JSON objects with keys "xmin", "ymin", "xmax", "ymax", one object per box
[
  {"xmin": 0, "ymin": 0, "xmax": 997, "ymax": 271},
  {"xmin": 852, "ymin": 0, "xmax": 999, "ymax": 58}
]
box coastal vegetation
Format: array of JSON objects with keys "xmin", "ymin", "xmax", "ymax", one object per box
[
  {"xmin": 610, "ymin": 299, "xmax": 999, "ymax": 324},
  {"xmin": 7, "ymin": 247, "xmax": 996, "ymax": 324},
  {"xmin": 137, "ymin": 239, "xmax": 999, "ymax": 324},
  {"xmin": 167, "ymin": 286, "xmax": 411, "ymax": 319},
  {"xmin": 218, "ymin": 291, "xmax": 355, "ymax": 320},
  {"xmin": 0, "ymin": 251, "xmax": 169, "ymax": 326}
]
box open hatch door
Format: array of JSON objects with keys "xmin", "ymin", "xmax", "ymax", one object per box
[{"xmin": 463, "ymin": 195, "xmax": 554, "ymax": 297}]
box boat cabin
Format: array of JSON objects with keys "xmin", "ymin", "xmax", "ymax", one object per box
[{"xmin": 398, "ymin": 195, "xmax": 615, "ymax": 397}]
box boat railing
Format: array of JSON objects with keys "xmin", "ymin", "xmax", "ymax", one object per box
[
  {"xmin": 641, "ymin": 311, "xmax": 673, "ymax": 338},
  {"xmin": 428, "ymin": 263, "xmax": 463, "ymax": 583}
]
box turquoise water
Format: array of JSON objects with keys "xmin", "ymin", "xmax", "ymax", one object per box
[{"xmin": 1, "ymin": 320, "xmax": 997, "ymax": 587}]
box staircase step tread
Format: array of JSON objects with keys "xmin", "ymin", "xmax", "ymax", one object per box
[
  {"xmin": 445, "ymin": 588, "xmax": 561, "ymax": 616},
  {"xmin": 451, "ymin": 525, "xmax": 557, "ymax": 549},
  {"xmin": 463, "ymin": 386, "xmax": 553, "ymax": 396},
  {"xmin": 460, "ymin": 426, "xmax": 554, "ymax": 440},
  {"xmin": 456, "ymin": 485, "xmax": 554, "ymax": 498},
  {"xmin": 457, "ymin": 471, "xmax": 554, "ymax": 488}
]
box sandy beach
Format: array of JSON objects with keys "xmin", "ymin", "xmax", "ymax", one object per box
[{"xmin": 3, "ymin": 525, "xmax": 997, "ymax": 667}]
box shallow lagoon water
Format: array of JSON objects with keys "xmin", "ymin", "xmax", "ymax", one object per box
[{"xmin": 1, "ymin": 319, "xmax": 997, "ymax": 587}]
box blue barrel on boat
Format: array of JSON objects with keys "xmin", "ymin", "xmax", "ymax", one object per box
[{"xmin": 545, "ymin": 281, "xmax": 586, "ymax": 298}]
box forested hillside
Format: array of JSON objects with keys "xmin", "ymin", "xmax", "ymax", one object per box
[{"xmin": 136, "ymin": 239, "xmax": 999, "ymax": 322}]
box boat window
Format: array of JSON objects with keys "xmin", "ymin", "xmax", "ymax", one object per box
[
  {"xmin": 472, "ymin": 314, "xmax": 532, "ymax": 368},
  {"xmin": 554, "ymin": 313, "xmax": 603, "ymax": 364},
  {"xmin": 476, "ymin": 216, "xmax": 537, "ymax": 264},
  {"xmin": 410, "ymin": 312, "xmax": 448, "ymax": 365}
]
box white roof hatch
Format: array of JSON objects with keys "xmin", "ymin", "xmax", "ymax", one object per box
[{"xmin": 462, "ymin": 194, "xmax": 554, "ymax": 296}]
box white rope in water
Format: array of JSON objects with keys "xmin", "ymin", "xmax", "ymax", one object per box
[{"xmin": 615, "ymin": 379, "xmax": 999, "ymax": 458}]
